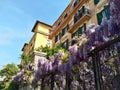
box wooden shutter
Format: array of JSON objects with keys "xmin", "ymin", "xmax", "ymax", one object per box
[
  {"xmin": 94, "ymin": 0, "xmax": 100, "ymax": 5},
  {"xmin": 97, "ymin": 11, "xmax": 103, "ymax": 25}
]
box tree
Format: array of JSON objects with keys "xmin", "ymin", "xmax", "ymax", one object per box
[
  {"xmin": 0, "ymin": 63, "xmax": 19, "ymax": 90},
  {"xmin": 20, "ymin": 54, "xmax": 33, "ymax": 69},
  {"xmin": 0, "ymin": 63, "xmax": 18, "ymax": 78}
]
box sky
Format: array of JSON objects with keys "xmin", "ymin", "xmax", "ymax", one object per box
[{"xmin": 0, "ymin": 0, "xmax": 70, "ymax": 70}]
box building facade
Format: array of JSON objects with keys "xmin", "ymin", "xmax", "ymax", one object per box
[
  {"xmin": 49, "ymin": 0, "xmax": 109, "ymax": 49},
  {"xmin": 22, "ymin": 21, "xmax": 52, "ymax": 55},
  {"xmin": 21, "ymin": 0, "xmax": 110, "ymax": 60},
  {"xmin": 21, "ymin": 21, "xmax": 52, "ymax": 66}
]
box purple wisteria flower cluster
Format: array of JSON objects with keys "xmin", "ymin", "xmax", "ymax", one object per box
[{"xmin": 13, "ymin": 63, "xmax": 35, "ymax": 84}]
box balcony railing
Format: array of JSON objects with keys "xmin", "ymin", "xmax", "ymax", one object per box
[
  {"xmin": 49, "ymin": 0, "xmax": 89, "ymax": 39},
  {"xmin": 74, "ymin": 7, "xmax": 91, "ymax": 24},
  {"xmin": 68, "ymin": 8, "xmax": 90, "ymax": 33}
]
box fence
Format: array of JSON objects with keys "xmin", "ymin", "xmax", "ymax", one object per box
[
  {"xmin": 88, "ymin": 36, "xmax": 120, "ymax": 90},
  {"xmin": 19, "ymin": 36, "xmax": 120, "ymax": 90}
]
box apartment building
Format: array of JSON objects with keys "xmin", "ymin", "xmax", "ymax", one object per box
[
  {"xmin": 95, "ymin": 0, "xmax": 110, "ymax": 24},
  {"xmin": 21, "ymin": 21, "xmax": 52, "ymax": 66},
  {"xmin": 49, "ymin": 0, "xmax": 110, "ymax": 49},
  {"xmin": 22, "ymin": 21, "xmax": 52, "ymax": 56},
  {"xmin": 21, "ymin": 0, "xmax": 110, "ymax": 61}
]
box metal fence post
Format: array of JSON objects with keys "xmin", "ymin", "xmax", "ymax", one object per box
[
  {"xmin": 65, "ymin": 73, "xmax": 71, "ymax": 90},
  {"xmin": 92, "ymin": 52, "xmax": 103, "ymax": 90},
  {"xmin": 50, "ymin": 73, "xmax": 54, "ymax": 90}
]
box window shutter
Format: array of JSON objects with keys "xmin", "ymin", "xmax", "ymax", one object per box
[
  {"xmin": 55, "ymin": 35, "xmax": 58, "ymax": 42},
  {"xmin": 82, "ymin": 6, "xmax": 85, "ymax": 14},
  {"xmin": 66, "ymin": 39, "xmax": 68, "ymax": 49},
  {"xmin": 97, "ymin": 11, "xmax": 103, "ymax": 25},
  {"xmin": 62, "ymin": 24, "xmax": 69, "ymax": 36},
  {"xmin": 84, "ymin": 23, "xmax": 86, "ymax": 34},
  {"xmin": 59, "ymin": 33, "xmax": 61, "ymax": 39},
  {"xmin": 62, "ymin": 39, "xmax": 68, "ymax": 49},
  {"xmin": 94, "ymin": 0, "xmax": 99, "ymax": 5},
  {"xmin": 78, "ymin": 27, "xmax": 82, "ymax": 36},
  {"xmin": 67, "ymin": 24, "xmax": 69, "ymax": 30},
  {"xmin": 62, "ymin": 28, "xmax": 65, "ymax": 36}
]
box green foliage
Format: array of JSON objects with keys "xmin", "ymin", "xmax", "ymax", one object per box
[
  {"xmin": 20, "ymin": 54, "xmax": 32, "ymax": 67},
  {"xmin": 23, "ymin": 70, "xmax": 33, "ymax": 84},
  {"xmin": 36, "ymin": 45, "xmax": 68, "ymax": 59},
  {"xmin": 0, "ymin": 63, "xmax": 19, "ymax": 90},
  {"xmin": 7, "ymin": 81, "xmax": 19, "ymax": 90},
  {"xmin": 60, "ymin": 51, "xmax": 69, "ymax": 63},
  {"xmin": 0, "ymin": 79, "xmax": 18, "ymax": 90},
  {"xmin": 17, "ymin": 64, "xmax": 22, "ymax": 70},
  {"xmin": 71, "ymin": 65, "xmax": 79, "ymax": 74},
  {"xmin": 4, "ymin": 81, "xmax": 18, "ymax": 90},
  {"xmin": 0, "ymin": 81, "xmax": 5, "ymax": 90},
  {"xmin": 0, "ymin": 63, "xmax": 18, "ymax": 78}
]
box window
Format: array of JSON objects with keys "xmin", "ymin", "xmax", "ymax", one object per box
[
  {"xmin": 72, "ymin": 30, "xmax": 78, "ymax": 38},
  {"xmin": 79, "ymin": 23, "xmax": 86, "ymax": 35},
  {"xmin": 72, "ymin": 24, "xmax": 86, "ymax": 38},
  {"xmin": 97, "ymin": 10, "xmax": 102, "ymax": 25},
  {"xmin": 62, "ymin": 24, "xmax": 69, "ymax": 36},
  {"xmin": 74, "ymin": 6, "xmax": 86, "ymax": 23},
  {"xmin": 97, "ymin": 5, "xmax": 110, "ymax": 25},
  {"xmin": 58, "ymin": 22, "xmax": 61, "ymax": 26},
  {"xmin": 55, "ymin": 35, "xmax": 58, "ymax": 43},
  {"xmin": 62, "ymin": 39, "xmax": 69, "ymax": 49},
  {"xmin": 94, "ymin": 0, "xmax": 100, "ymax": 5},
  {"xmin": 73, "ymin": 0, "xmax": 80, "ymax": 7},
  {"xmin": 64, "ymin": 13, "xmax": 68, "ymax": 19},
  {"xmin": 55, "ymin": 33, "xmax": 61, "ymax": 43}
]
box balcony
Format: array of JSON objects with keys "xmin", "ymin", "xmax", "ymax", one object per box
[
  {"xmin": 49, "ymin": 0, "xmax": 89, "ymax": 39},
  {"xmin": 69, "ymin": 8, "xmax": 91, "ymax": 33},
  {"xmin": 74, "ymin": 7, "xmax": 90, "ymax": 23}
]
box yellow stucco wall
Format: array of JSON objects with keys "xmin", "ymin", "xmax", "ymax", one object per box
[
  {"xmin": 34, "ymin": 33, "xmax": 49, "ymax": 49},
  {"xmin": 37, "ymin": 25, "xmax": 49, "ymax": 34},
  {"xmin": 23, "ymin": 22, "xmax": 52, "ymax": 53},
  {"xmin": 34, "ymin": 23, "xmax": 51, "ymax": 49}
]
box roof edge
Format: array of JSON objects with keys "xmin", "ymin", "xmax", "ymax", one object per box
[
  {"xmin": 21, "ymin": 43, "xmax": 28, "ymax": 51},
  {"xmin": 32, "ymin": 20, "xmax": 52, "ymax": 32}
]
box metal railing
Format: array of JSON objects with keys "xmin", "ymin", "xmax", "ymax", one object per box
[
  {"xmin": 74, "ymin": 8, "xmax": 90, "ymax": 23},
  {"xmin": 88, "ymin": 36, "xmax": 120, "ymax": 90}
]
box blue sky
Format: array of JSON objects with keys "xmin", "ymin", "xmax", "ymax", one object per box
[{"xmin": 0, "ymin": 0, "xmax": 70, "ymax": 70}]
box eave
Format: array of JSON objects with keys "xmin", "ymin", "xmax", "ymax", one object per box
[{"xmin": 32, "ymin": 20, "xmax": 52, "ymax": 32}]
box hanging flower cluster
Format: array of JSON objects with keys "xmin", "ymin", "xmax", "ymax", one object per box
[{"xmin": 13, "ymin": 63, "xmax": 35, "ymax": 84}]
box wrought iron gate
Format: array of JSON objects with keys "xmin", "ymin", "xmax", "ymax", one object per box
[{"xmin": 88, "ymin": 36, "xmax": 120, "ymax": 90}]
